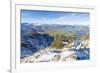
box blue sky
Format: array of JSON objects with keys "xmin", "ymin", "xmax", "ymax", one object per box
[{"xmin": 21, "ymin": 9, "xmax": 90, "ymax": 25}]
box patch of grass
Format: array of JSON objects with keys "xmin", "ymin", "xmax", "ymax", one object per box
[
  {"xmin": 47, "ymin": 30, "xmax": 89, "ymax": 50},
  {"xmin": 47, "ymin": 31, "xmax": 75, "ymax": 49}
]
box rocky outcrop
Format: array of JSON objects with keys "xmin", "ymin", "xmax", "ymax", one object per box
[{"xmin": 20, "ymin": 48, "xmax": 78, "ymax": 63}]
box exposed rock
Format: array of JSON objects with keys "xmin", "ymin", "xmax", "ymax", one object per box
[
  {"xmin": 52, "ymin": 55, "xmax": 61, "ymax": 62},
  {"xmin": 81, "ymin": 40, "xmax": 89, "ymax": 49},
  {"xmin": 21, "ymin": 48, "xmax": 77, "ymax": 63}
]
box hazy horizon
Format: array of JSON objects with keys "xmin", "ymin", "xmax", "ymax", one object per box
[{"xmin": 21, "ymin": 9, "xmax": 90, "ymax": 26}]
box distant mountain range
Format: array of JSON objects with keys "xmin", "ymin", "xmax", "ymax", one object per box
[{"xmin": 21, "ymin": 23, "xmax": 89, "ymax": 34}]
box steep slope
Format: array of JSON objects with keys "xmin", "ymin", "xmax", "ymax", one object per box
[{"xmin": 21, "ymin": 23, "xmax": 54, "ymax": 58}]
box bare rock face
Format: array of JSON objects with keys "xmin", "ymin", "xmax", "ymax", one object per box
[
  {"xmin": 20, "ymin": 48, "xmax": 76, "ymax": 63},
  {"xmin": 81, "ymin": 40, "xmax": 89, "ymax": 49},
  {"xmin": 52, "ymin": 55, "xmax": 61, "ymax": 62}
]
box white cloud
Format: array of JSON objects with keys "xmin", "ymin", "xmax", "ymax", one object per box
[{"xmin": 22, "ymin": 15, "xmax": 89, "ymax": 26}]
